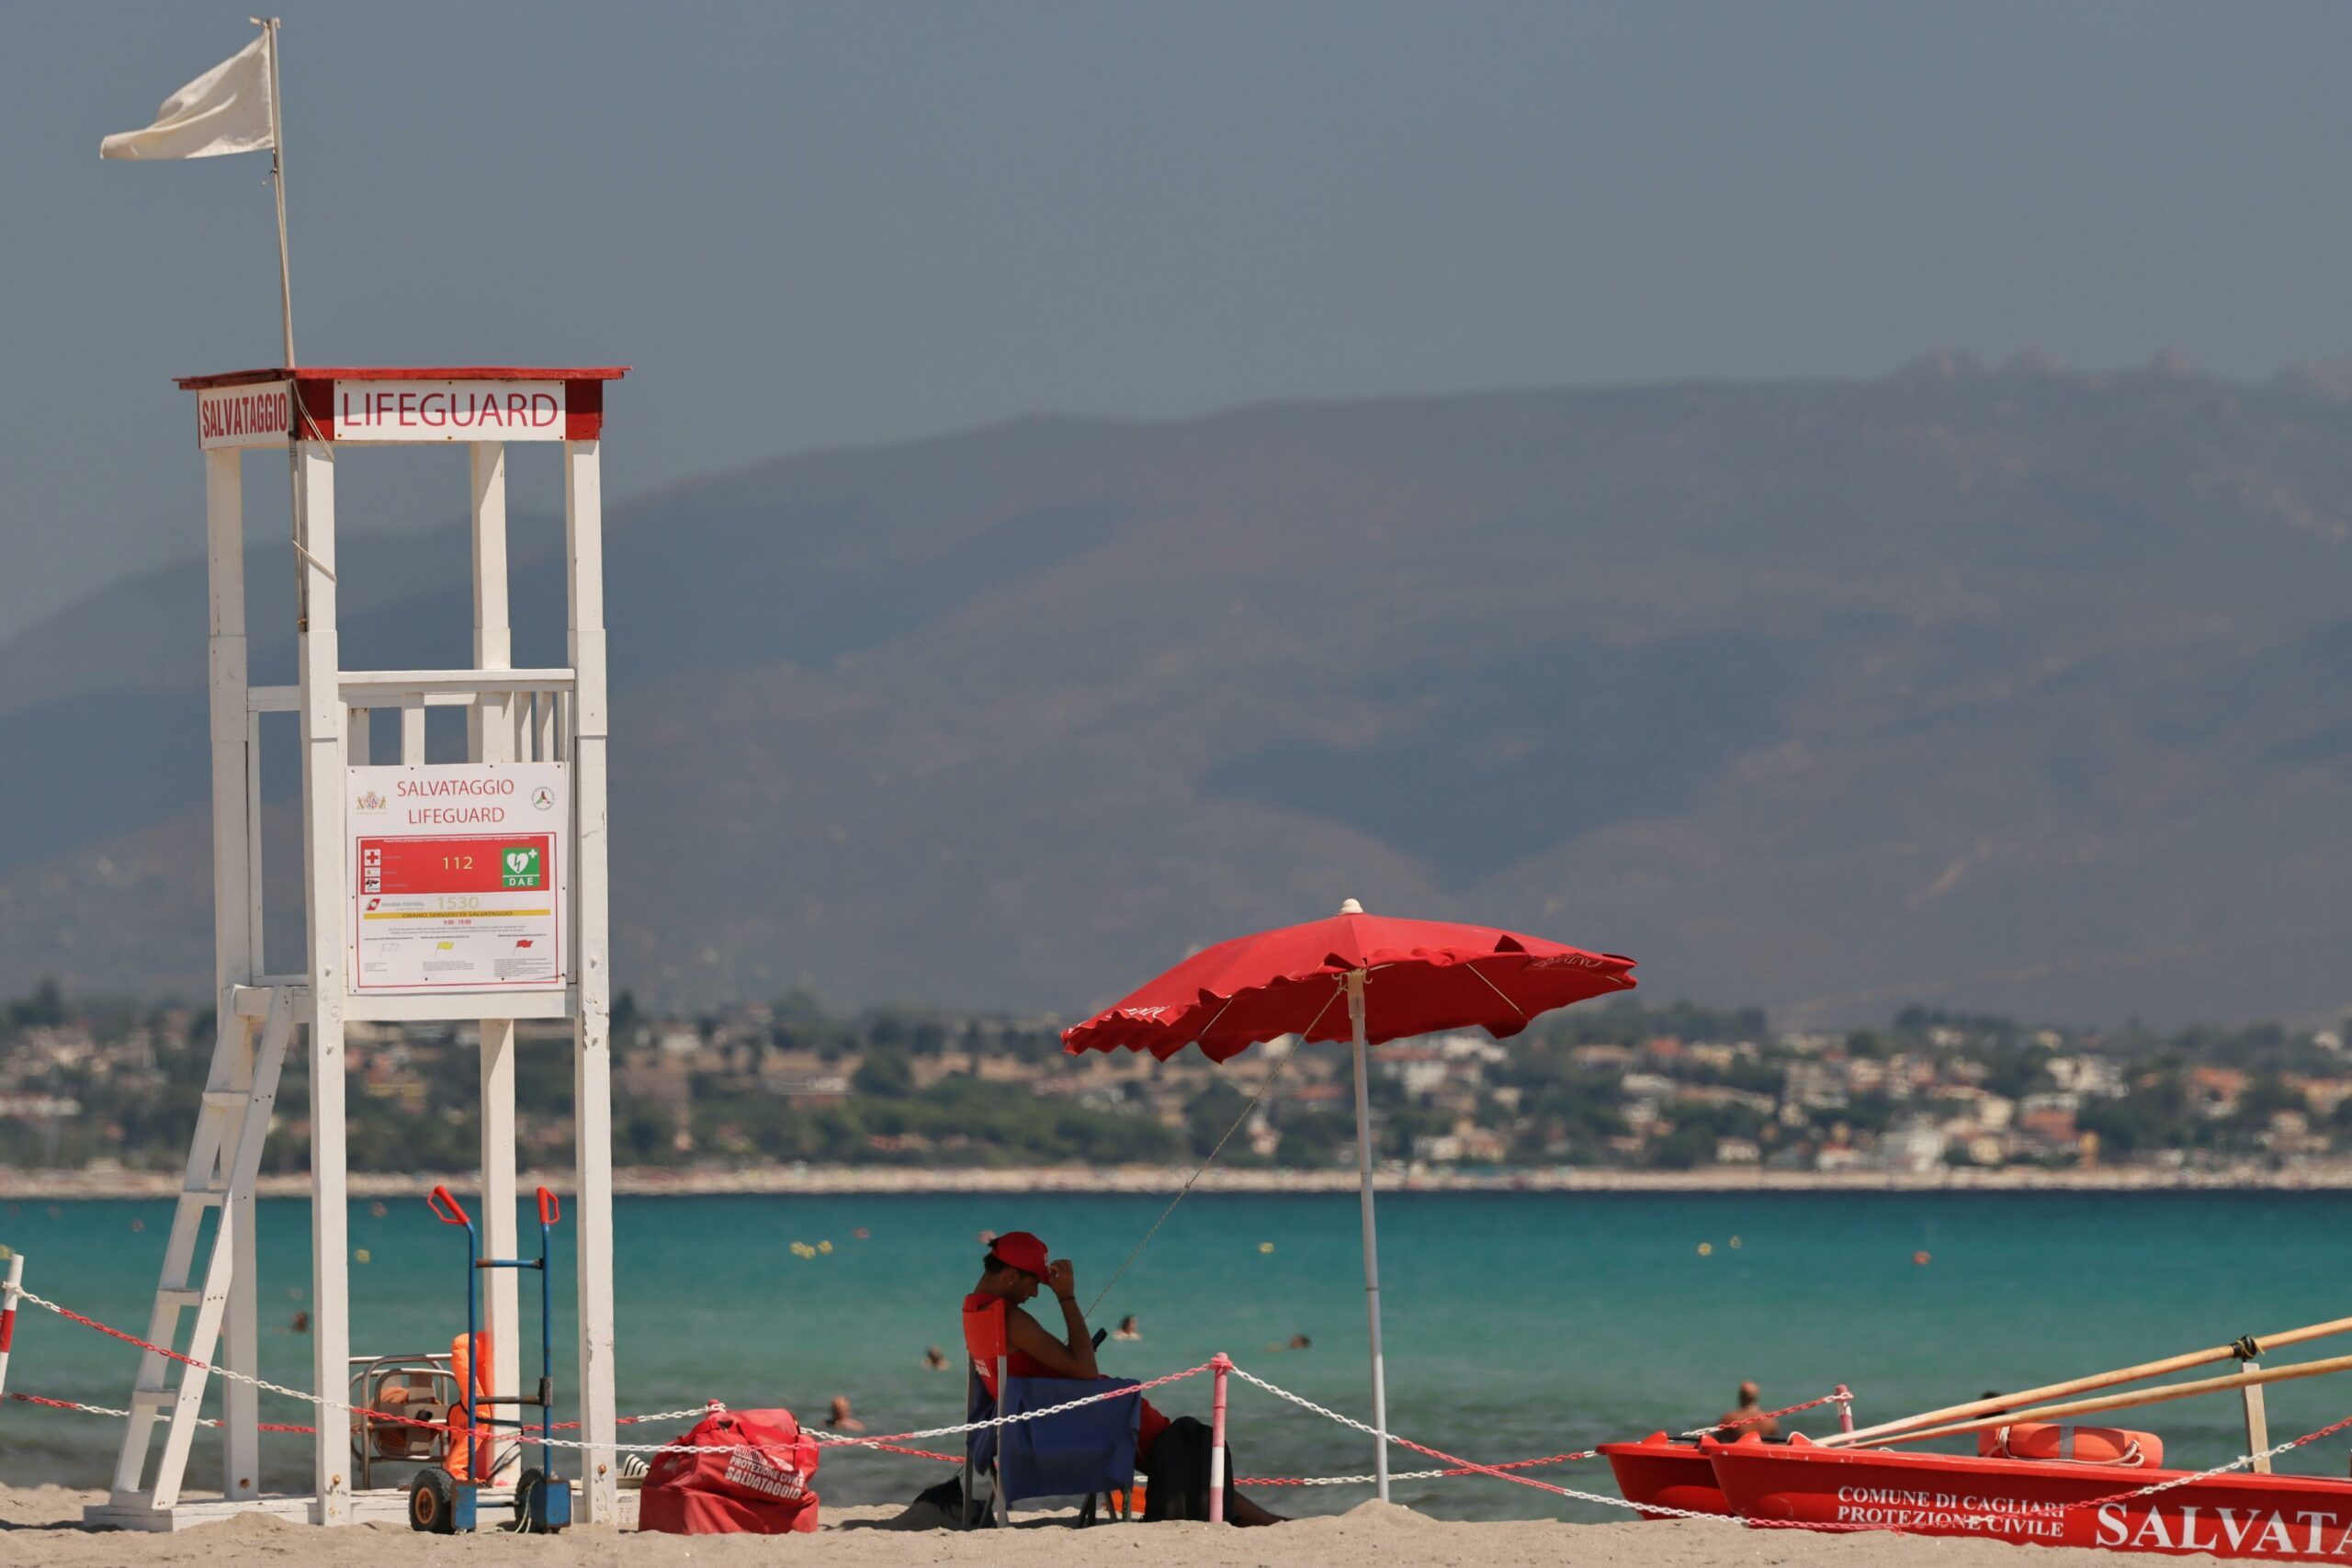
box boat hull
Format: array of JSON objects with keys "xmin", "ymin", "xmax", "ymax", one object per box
[
  {"xmin": 1599, "ymin": 1435, "xmax": 1731, "ymax": 1518},
  {"xmin": 1704, "ymin": 1436, "xmax": 2352, "ymax": 1562}
]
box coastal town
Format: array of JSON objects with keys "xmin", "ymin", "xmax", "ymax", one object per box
[{"xmin": 5, "ymin": 977, "xmax": 2348, "ymax": 1185}]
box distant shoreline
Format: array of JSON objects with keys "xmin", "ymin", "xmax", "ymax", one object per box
[{"xmin": 9, "ymin": 1162, "xmax": 2352, "ymax": 1200}]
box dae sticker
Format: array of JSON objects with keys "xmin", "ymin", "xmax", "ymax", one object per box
[{"xmin": 501, "ymin": 845, "xmax": 543, "ymax": 888}]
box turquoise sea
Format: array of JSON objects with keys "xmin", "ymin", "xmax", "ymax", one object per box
[{"xmin": 4, "ymin": 1191, "xmax": 2350, "ymax": 1520}]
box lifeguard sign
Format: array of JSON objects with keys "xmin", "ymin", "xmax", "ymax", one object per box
[
  {"xmin": 94, "ymin": 367, "xmax": 628, "ymax": 1531},
  {"xmin": 349, "ymin": 762, "xmax": 569, "ymax": 992}
]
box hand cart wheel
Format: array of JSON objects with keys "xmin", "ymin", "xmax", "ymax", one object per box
[{"xmin": 408, "ymin": 1467, "xmax": 458, "ymax": 1533}]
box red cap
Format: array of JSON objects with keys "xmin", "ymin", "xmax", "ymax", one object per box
[{"xmin": 989, "ymin": 1231, "xmax": 1050, "ymax": 1278}]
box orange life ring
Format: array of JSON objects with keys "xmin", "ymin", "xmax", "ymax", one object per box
[{"xmin": 1978, "ymin": 1423, "xmax": 2161, "ymax": 1468}]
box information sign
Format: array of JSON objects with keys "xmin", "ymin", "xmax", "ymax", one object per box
[{"xmin": 347, "ymin": 762, "xmax": 567, "ymax": 992}]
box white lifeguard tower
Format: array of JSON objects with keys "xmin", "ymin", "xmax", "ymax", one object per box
[{"xmin": 88, "ymin": 367, "xmax": 628, "ymax": 1530}]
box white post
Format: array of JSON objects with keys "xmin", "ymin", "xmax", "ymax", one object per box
[
  {"xmin": 204, "ymin": 446, "xmax": 262, "ymax": 1498},
  {"xmin": 245, "ymin": 711, "xmax": 266, "ymax": 971},
  {"xmin": 476, "ymin": 1021, "xmax": 517, "ymax": 1476},
  {"xmin": 220, "ymin": 1010, "xmax": 261, "ymax": 1502},
  {"xmin": 469, "ymin": 442, "xmax": 511, "ymax": 761},
  {"xmin": 0, "ymin": 1251, "xmax": 24, "ymax": 1406},
  {"xmin": 565, "ymin": 439, "xmax": 619, "ymax": 1522},
  {"xmin": 2243, "ymin": 1362, "xmax": 2271, "ymax": 1473},
  {"xmin": 399, "ymin": 698, "xmax": 425, "ymax": 764},
  {"xmin": 292, "ymin": 441, "xmax": 351, "ymax": 1524},
  {"xmin": 1347, "ymin": 968, "xmax": 1391, "ymax": 1502},
  {"xmin": 469, "ymin": 440, "xmax": 521, "ymax": 1481}
]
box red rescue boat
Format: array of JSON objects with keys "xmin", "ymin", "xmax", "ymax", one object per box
[
  {"xmin": 1703, "ymin": 1432, "xmax": 2352, "ymax": 1562},
  {"xmin": 1598, "ymin": 1433, "xmax": 1731, "ymax": 1518}
]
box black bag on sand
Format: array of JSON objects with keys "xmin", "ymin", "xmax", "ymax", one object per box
[
  {"xmin": 1141, "ymin": 1416, "xmax": 1240, "ymax": 1522},
  {"xmin": 913, "ymin": 1474, "xmax": 964, "ymax": 1520}
]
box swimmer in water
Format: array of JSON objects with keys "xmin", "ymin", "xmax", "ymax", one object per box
[{"xmin": 1113, "ymin": 1314, "xmax": 1142, "ymax": 1340}]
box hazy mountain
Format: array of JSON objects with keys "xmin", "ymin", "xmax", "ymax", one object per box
[{"xmin": 7, "ymin": 361, "xmax": 2352, "ymax": 1030}]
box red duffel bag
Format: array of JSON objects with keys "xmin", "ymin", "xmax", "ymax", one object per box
[{"xmin": 639, "ymin": 1407, "xmax": 822, "ymax": 1535}]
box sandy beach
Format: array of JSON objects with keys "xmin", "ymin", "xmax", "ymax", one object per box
[{"xmin": 0, "ymin": 1485, "xmax": 2240, "ymax": 1568}]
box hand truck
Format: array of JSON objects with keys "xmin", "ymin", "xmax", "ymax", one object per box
[{"xmin": 407, "ymin": 1184, "xmax": 573, "ymax": 1534}]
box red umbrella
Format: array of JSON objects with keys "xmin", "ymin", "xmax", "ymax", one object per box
[{"xmin": 1062, "ymin": 899, "xmax": 1634, "ymax": 1496}]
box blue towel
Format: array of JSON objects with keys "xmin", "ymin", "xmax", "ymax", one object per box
[{"xmin": 989, "ymin": 1376, "xmax": 1141, "ymax": 1505}]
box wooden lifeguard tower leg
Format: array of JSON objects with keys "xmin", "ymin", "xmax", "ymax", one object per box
[
  {"xmin": 206, "ymin": 446, "xmax": 264, "ymax": 1502},
  {"xmin": 565, "ymin": 438, "xmax": 620, "ymax": 1523},
  {"xmin": 293, "ymin": 438, "xmax": 354, "ymax": 1525},
  {"xmin": 469, "ymin": 439, "xmax": 523, "ymax": 1483}
]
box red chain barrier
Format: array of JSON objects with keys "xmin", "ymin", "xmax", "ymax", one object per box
[{"xmin": 8, "ymin": 1392, "xmax": 108, "ymax": 1414}]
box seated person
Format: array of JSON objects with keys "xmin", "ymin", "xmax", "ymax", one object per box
[
  {"xmin": 966, "ymin": 1231, "xmax": 1283, "ymax": 1526},
  {"xmin": 1714, "ymin": 1380, "xmax": 1781, "ymax": 1441}
]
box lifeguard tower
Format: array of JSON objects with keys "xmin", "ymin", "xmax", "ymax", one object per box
[{"xmin": 88, "ymin": 367, "xmax": 628, "ymax": 1530}]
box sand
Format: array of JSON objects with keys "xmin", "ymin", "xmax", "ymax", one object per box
[{"xmin": 0, "ymin": 1485, "xmax": 2230, "ymax": 1567}]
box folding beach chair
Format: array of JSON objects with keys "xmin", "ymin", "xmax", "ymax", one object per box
[{"xmin": 960, "ymin": 1298, "xmax": 1141, "ymax": 1528}]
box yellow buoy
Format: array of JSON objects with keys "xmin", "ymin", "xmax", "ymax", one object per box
[
  {"xmin": 355, "ymin": 1248, "xmax": 371, "ymax": 1264},
  {"xmin": 1697, "ymin": 1242, "xmax": 1714, "ymax": 1257},
  {"xmin": 1729, "ymin": 1235, "xmax": 1743, "ymax": 1249},
  {"xmin": 818, "ymin": 1240, "xmax": 833, "ymax": 1254},
  {"xmin": 1258, "ymin": 1242, "xmax": 1275, "ymax": 1254}
]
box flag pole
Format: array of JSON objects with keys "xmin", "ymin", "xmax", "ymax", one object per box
[
  {"xmin": 254, "ymin": 17, "xmax": 294, "ymax": 367},
  {"xmin": 249, "ymin": 15, "xmax": 308, "ymax": 631}
]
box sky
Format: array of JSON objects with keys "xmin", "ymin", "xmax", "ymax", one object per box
[{"xmin": 5, "ymin": 2, "xmax": 2352, "ymax": 638}]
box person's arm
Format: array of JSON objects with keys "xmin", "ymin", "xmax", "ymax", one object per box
[{"xmin": 1004, "ymin": 1260, "xmax": 1101, "ymax": 1379}]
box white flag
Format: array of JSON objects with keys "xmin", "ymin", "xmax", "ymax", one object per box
[{"xmin": 100, "ymin": 34, "xmax": 274, "ymax": 161}]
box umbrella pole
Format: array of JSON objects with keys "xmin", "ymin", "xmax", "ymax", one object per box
[{"xmin": 1347, "ymin": 969, "xmax": 1391, "ymax": 1502}]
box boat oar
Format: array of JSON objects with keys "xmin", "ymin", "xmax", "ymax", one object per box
[
  {"xmin": 1822, "ymin": 1313, "xmax": 2352, "ymax": 1448},
  {"xmin": 1851, "ymin": 1351, "xmax": 2352, "ymax": 1450}
]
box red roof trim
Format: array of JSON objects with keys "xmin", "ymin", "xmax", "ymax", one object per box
[
  {"xmin": 175, "ymin": 367, "xmax": 630, "ymax": 389},
  {"xmin": 292, "ymin": 378, "xmax": 335, "ymax": 441},
  {"xmin": 564, "ymin": 378, "xmax": 605, "ymax": 441}
]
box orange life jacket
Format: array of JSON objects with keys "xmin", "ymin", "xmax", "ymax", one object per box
[{"xmin": 445, "ymin": 1332, "xmax": 496, "ymax": 1481}]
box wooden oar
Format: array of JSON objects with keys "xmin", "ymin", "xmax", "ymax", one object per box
[
  {"xmin": 1855, "ymin": 1351, "xmax": 2352, "ymax": 1450},
  {"xmin": 1823, "ymin": 1313, "xmax": 2352, "ymax": 1448}
]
